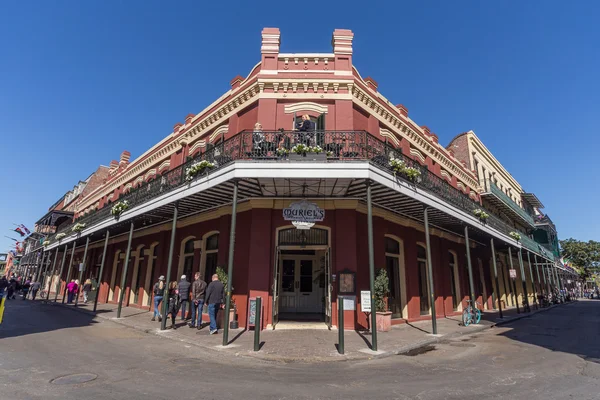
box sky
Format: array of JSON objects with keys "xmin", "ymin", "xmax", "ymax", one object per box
[{"xmin": 0, "ymin": 1, "xmax": 599, "ymax": 253}]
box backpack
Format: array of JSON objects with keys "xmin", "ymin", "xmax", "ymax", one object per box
[{"xmin": 153, "ymin": 283, "xmax": 163, "ymax": 296}]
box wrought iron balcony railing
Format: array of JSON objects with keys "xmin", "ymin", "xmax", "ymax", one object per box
[
  {"xmin": 48, "ymin": 130, "xmax": 520, "ymax": 244},
  {"xmin": 483, "ymin": 180, "xmax": 535, "ymax": 227},
  {"xmin": 519, "ymin": 233, "xmax": 555, "ymax": 261}
]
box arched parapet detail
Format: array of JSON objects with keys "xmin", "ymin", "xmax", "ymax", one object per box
[
  {"xmin": 209, "ymin": 125, "xmax": 229, "ymax": 143},
  {"xmin": 158, "ymin": 160, "xmax": 170, "ymax": 173},
  {"xmin": 410, "ymin": 148, "xmax": 426, "ymax": 164},
  {"xmin": 144, "ymin": 169, "xmax": 156, "ymax": 182},
  {"xmin": 133, "ymin": 176, "xmax": 144, "ymax": 187},
  {"xmin": 380, "ymin": 128, "xmax": 400, "ymax": 146},
  {"xmin": 284, "ymin": 102, "xmax": 328, "ymax": 115},
  {"xmin": 189, "ymin": 140, "xmax": 206, "ymax": 157}
]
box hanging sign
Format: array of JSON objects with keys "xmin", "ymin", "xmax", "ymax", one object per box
[
  {"xmin": 79, "ymin": 263, "xmax": 85, "ymax": 272},
  {"xmin": 283, "ymin": 200, "xmax": 325, "ymax": 223},
  {"xmin": 509, "ymin": 269, "xmax": 517, "ymax": 279},
  {"xmin": 361, "ymin": 290, "xmax": 372, "ymax": 312}
]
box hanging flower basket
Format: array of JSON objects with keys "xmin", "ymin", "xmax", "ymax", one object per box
[
  {"xmin": 389, "ymin": 157, "xmax": 422, "ymax": 182},
  {"xmin": 72, "ymin": 223, "xmax": 86, "ymax": 233},
  {"xmin": 276, "ymin": 147, "xmax": 289, "ymax": 157},
  {"xmin": 291, "ymin": 144, "xmax": 310, "ymax": 156},
  {"xmin": 42, "ymin": 240, "xmax": 50, "ymax": 247},
  {"xmin": 509, "ymin": 231, "xmax": 521, "ymax": 241},
  {"xmin": 111, "ymin": 200, "xmax": 129, "ymax": 218},
  {"xmin": 185, "ymin": 160, "xmax": 215, "ymax": 182},
  {"xmin": 473, "ymin": 208, "xmax": 489, "ymax": 222},
  {"xmin": 56, "ymin": 233, "xmax": 66, "ymax": 240}
]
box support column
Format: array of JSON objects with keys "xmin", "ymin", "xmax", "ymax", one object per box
[
  {"xmin": 39, "ymin": 251, "xmax": 51, "ymax": 293},
  {"xmin": 62, "ymin": 241, "xmax": 77, "ymax": 304},
  {"xmin": 464, "ymin": 226, "xmax": 476, "ymax": 306},
  {"xmin": 45, "ymin": 248, "xmax": 60, "ymax": 301},
  {"xmin": 93, "ymin": 230, "xmax": 110, "ymax": 312},
  {"xmin": 34, "ymin": 251, "xmax": 45, "ymax": 284},
  {"xmin": 117, "ymin": 222, "xmax": 135, "ymax": 318},
  {"xmin": 423, "ymin": 208, "xmax": 437, "ymax": 334},
  {"xmin": 367, "ymin": 182, "xmax": 378, "ymax": 351},
  {"xmin": 75, "ymin": 237, "xmax": 90, "ymax": 307},
  {"xmin": 526, "ymin": 251, "xmax": 537, "ymax": 308},
  {"xmin": 490, "ymin": 238, "xmax": 503, "ymax": 319},
  {"xmin": 223, "ymin": 181, "xmax": 239, "ymax": 346},
  {"xmin": 517, "ymin": 249, "xmax": 530, "ymax": 311},
  {"xmin": 54, "ymin": 245, "xmax": 68, "ymax": 302},
  {"xmin": 161, "ymin": 204, "xmax": 179, "ymax": 331},
  {"xmin": 508, "ymin": 247, "xmax": 520, "ymax": 313}
]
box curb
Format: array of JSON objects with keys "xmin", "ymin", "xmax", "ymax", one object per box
[{"xmin": 44, "ymin": 299, "xmax": 574, "ymax": 363}]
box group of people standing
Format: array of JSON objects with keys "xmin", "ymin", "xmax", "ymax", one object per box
[
  {"xmin": 0, "ymin": 275, "xmax": 42, "ymax": 300},
  {"xmin": 65, "ymin": 279, "xmax": 93, "ymax": 304},
  {"xmin": 151, "ymin": 272, "xmax": 224, "ymax": 335}
]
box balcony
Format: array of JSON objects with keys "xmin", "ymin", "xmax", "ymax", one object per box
[
  {"xmin": 47, "ymin": 130, "xmax": 520, "ymax": 248},
  {"xmin": 481, "ymin": 180, "xmax": 535, "ymax": 228},
  {"xmin": 519, "ymin": 233, "xmax": 555, "ymax": 261}
]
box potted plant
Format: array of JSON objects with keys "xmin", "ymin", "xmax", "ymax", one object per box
[
  {"xmin": 276, "ymin": 147, "xmax": 289, "ymax": 158},
  {"xmin": 289, "ymin": 144, "xmax": 327, "ymax": 161},
  {"xmin": 215, "ymin": 266, "xmax": 236, "ymax": 329},
  {"xmin": 72, "ymin": 223, "xmax": 86, "ymax": 233},
  {"xmin": 185, "ymin": 160, "xmax": 215, "ymax": 182},
  {"xmin": 111, "ymin": 200, "xmax": 129, "ymax": 219},
  {"xmin": 509, "ymin": 231, "xmax": 521, "ymax": 242},
  {"xmin": 56, "ymin": 233, "xmax": 66, "ymax": 241},
  {"xmin": 472, "ymin": 208, "xmax": 489, "ymax": 223},
  {"xmin": 374, "ymin": 268, "xmax": 392, "ymax": 332},
  {"xmin": 42, "ymin": 240, "xmax": 50, "ymax": 247},
  {"xmin": 389, "ymin": 157, "xmax": 421, "ymax": 182}
]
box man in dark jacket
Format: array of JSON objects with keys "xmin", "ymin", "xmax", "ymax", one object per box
[
  {"xmin": 0, "ymin": 276, "xmax": 8, "ymax": 298},
  {"xmin": 205, "ymin": 274, "xmax": 224, "ymax": 334},
  {"xmin": 189, "ymin": 272, "xmax": 207, "ymax": 329},
  {"xmin": 177, "ymin": 275, "xmax": 191, "ymax": 321}
]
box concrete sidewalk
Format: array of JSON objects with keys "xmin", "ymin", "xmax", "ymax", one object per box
[{"xmin": 43, "ymin": 295, "xmax": 572, "ymax": 363}]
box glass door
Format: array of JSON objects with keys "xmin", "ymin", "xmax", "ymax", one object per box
[{"xmin": 272, "ymin": 247, "xmax": 281, "ymax": 328}]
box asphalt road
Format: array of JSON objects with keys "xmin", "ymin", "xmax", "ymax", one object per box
[{"xmin": 1, "ymin": 299, "xmax": 600, "ymax": 400}]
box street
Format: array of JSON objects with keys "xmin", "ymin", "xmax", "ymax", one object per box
[{"xmin": 1, "ymin": 299, "xmax": 600, "ymax": 400}]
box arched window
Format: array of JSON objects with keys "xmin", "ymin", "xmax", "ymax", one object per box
[
  {"xmin": 417, "ymin": 244, "xmax": 430, "ymax": 315},
  {"xmin": 182, "ymin": 239, "xmax": 195, "ymax": 282},
  {"xmin": 448, "ymin": 252, "xmax": 459, "ymax": 311},
  {"xmin": 203, "ymin": 233, "xmax": 219, "ymax": 282},
  {"xmin": 385, "ymin": 237, "xmax": 402, "ymax": 318}
]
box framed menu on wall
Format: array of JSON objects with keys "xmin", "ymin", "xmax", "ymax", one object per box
[{"xmin": 338, "ymin": 269, "xmax": 355, "ymax": 294}]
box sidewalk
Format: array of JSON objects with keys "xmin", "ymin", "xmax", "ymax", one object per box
[{"xmin": 43, "ymin": 295, "xmax": 572, "ymax": 363}]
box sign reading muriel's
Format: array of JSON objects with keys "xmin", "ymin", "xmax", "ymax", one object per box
[{"xmin": 283, "ymin": 200, "xmax": 325, "ymax": 223}]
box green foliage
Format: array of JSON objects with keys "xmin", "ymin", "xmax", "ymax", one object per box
[
  {"xmin": 560, "ymin": 239, "xmax": 600, "ymax": 279},
  {"xmin": 215, "ymin": 266, "xmax": 228, "ymax": 288},
  {"xmin": 374, "ymin": 268, "xmax": 389, "ymax": 312}
]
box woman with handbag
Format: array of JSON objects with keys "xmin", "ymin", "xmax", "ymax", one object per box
[{"xmin": 166, "ymin": 281, "xmax": 180, "ymax": 329}]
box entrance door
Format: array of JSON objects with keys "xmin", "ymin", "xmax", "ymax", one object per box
[{"xmin": 279, "ymin": 256, "xmax": 323, "ymax": 314}]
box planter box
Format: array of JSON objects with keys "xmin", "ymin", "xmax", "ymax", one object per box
[
  {"xmin": 217, "ymin": 308, "xmax": 236, "ymax": 329},
  {"xmin": 376, "ymin": 311, "xmax": 392, "ymax": 332},
  {"xmin": 289, "ymin": 153, "xmax": 327, "ymax": 162}
]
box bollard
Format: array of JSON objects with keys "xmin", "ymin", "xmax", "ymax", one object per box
[
  {"xmin": 253, "ymin": 297, "xmax": 262, "ymax": 352},
  {"xmin": 338, "ymin": 296, "xmax": 344, "ymax": 354}
]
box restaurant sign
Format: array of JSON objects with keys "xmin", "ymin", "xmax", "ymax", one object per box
[{"xmin": 283, "ymin": 200, "xmax": 325, "ymax": 223}]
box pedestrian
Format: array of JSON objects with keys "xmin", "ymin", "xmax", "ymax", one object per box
[
  {"xmin": 66, "ymin": 279, "xmax": 78, "ymax": 303},
  {"xmin": 205, "ymin": 273, "xmax": 224, "ymax": 335},
  {"xmin": 151, "ymin": 276, "xmax": 165, "ymax": 322},
  {"xmin": 0, "ymin": 276, "xmax": 8, "ymax": 298},
  {"xmin": 189, "ymin": 272, "xmax": 207, "ymax": 329},
  {"xmin": 30, "ymin": 279, "xmax": 41, "ymax": 300},
  {"xmin": 82, "ymin": 279, "xmax": 92, "ymax": 304},
  {"xmin": 21, "ymin": 278, "xmax": 31, "ymax": 300},
  {"xmin": 177, "ymin": 275, "xmax": 191, "ymax": 322},
  {"xmin": 7, "ymin": 276, "xmax": 17, "ymax": 300},
  {"xmin": 166, "ymin": 281, "xmax": 180, "ymax": 329}
]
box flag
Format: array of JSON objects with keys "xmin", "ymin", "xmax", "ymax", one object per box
[
  {"xmin": 19, "ymin": 225, "xmax": 31, "ymax": 235},
  {"xmin": 4, "ymin": 236, "xmax": 19, "ymax": 242},
  {"xmin": 14, "ymin": 227, "xmax": 24, "ymax": 237}
]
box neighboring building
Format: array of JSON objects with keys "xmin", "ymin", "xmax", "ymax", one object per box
[
  {"xmin": 0, "ymin": 253, "xmax": 7, "ymax": 276},
  {"xmin": 38, "ymin": 28, "xmax": 573, "ymax": 335}
]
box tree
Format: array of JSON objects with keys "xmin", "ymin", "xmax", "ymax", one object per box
[{"xmin": 560, "ymin": 239, "xmax": 600, "ymax": 279}]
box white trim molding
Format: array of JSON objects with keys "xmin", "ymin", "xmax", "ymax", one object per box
[{"xmin": 284, "ymin": 101, "xmax": 329, "ymax": 114}]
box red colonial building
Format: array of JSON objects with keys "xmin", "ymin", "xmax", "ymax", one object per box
[{"xmin": 39, "ymin": 28, "xmax": 567, "ymax": 344}]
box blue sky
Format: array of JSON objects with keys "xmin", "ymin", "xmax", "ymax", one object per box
[{"xmin": 1, "ymin": 1, "xmax": 598, "ymax": 253}]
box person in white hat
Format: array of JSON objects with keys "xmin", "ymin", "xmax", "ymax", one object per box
[{"xmin": 151, "ymin": 275, "xmax": 166, "ymax": 322}]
